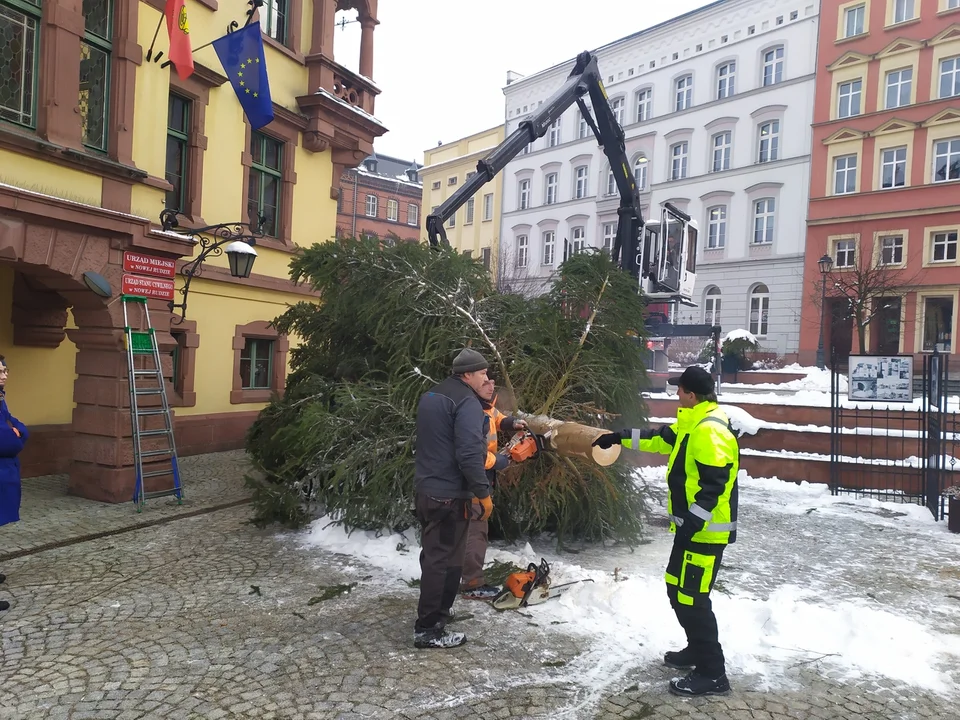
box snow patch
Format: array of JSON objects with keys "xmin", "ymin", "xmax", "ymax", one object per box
[{"xmin": 724, "ymin": 328, "xmax": 758, "ymax": 345}]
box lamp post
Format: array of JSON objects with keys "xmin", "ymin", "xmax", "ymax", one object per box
[
  {"xmin": 815, "ymin": 253, "xmax": 834, "ymax": 370},
  {"xmin": 159, "ymin": 209, "xmax": 264, "ymax": 323}
]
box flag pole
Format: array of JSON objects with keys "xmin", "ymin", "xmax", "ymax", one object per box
[
  {"xmin": 145, "ymin": 12, "xmax": 164, "ymax": 62},
  {"xmin": 160, "ymin": 16, "xmax": 248, "ymax": 68}
]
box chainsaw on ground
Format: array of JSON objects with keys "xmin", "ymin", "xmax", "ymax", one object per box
[{"xmin": 491, "ymin": 557, "xmax": 594, "ymax": 611}]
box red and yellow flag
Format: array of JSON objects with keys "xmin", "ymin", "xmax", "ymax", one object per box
[{"xmin": 165, "ymin": 0, "xmax": 194, "ymax": 80}]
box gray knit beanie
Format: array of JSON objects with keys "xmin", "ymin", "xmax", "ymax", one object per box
[{"xmin": 452, "ymin": 348, "xmax": 489, "ymax": 374}]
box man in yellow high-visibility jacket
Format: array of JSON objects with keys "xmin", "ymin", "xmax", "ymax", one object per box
[{"xmin": 593, "ymin": 365, "xmax": 739, "ymax": 697}]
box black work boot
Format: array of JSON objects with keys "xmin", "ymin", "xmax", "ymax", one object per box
[
  {"xmin": 413, "ymin": 627, "xmax": 467, "ymax": 649},
  {"xmin": 663, "ymin": 647, "xmax": 696, "ymax": 670},
  {"xmin": 669, "ymin": 670, "xmax": 731, "ymax": 697}
]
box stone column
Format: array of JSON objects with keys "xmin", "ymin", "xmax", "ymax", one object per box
[{"xmin": 359, "ymin": 17, "xmax": 378, "ymax": 80}]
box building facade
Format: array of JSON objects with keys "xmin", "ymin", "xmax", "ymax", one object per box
[
  {"xmin": 0, "ymin": 0, "xmax": 384, "ymax": 500},
  {"xmin": 498, "ymin": 0, "xmax": 820, "ymax": 356},
  {"xmin": 799, "ymin": 0, "xmax": 960, "ymax": 366},
  {"xmin": 337, "ymin": 153, "xmax": 422, "ymax": 242},
  {"xmin": 420, "ymin": 125, "xmax": 506, "ymax": 277}
]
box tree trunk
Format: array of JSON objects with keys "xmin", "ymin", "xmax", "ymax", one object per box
[{"xmin": 522, "ymin": 414, "xmax": 622, "ymax": 467}]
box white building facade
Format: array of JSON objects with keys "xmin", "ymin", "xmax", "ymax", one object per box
[{"xmin": 498, "ymin": 0, "xmax": 820, "ymax": 356}]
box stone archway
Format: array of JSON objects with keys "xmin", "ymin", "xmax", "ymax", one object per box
[{"xmin": 0, "ymin": 184, "xmax": 193, "ymax": 502}]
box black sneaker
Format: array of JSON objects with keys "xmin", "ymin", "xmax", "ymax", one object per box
[
  {"xmin": 0, "ymin": 601, "xmax": 9, "ymax": 612},
  {"xmin": 414, "ymin": 628, "xmax": 467, "ymax": 649},
  {"xmin": 668, "ymin": 670, "xmax": 731, "ymax": 697},
  {"xmin": 663, "ymin": 647, "xmax": 696, "ymax": 670},
  {"xmin": 461, "ymin": 584, "xmax": 501, "ymax": 600}
]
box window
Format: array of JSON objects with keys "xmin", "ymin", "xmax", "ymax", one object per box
[
  {"xmin": 231, "ymin": 321, "xmax": 289, "ymax": 404},
  {"xmin": 365, "ymin": 194, "xmax": 378, "ymax": 217},
  {"xmin": 707, "ymin": 206, "xmax": 727, "ymax": 248},
  {"xmin": 448, "ymin": 176, "xmax": 458, "ymax": 186},
  {"xmin": 0, "ymin": 0, "xmax": 41, "ymax": 127},
  {"xmin": 704, "ymin": 287, "xmax": 721, "ymax": 325},
  {"xmin": 518, "ymin": 179, "xmax": 530, "ymax": 210},
  {"xmin": 636, "ymin": 89, "xmax": 652, "ymax": 122},
  {"xmin": 542, "ymin": 231, "xmax": 555, "ymax": 265},
  {"xmin": 950, "ymin": 0, "xmax": 960, "ymax": 8},
  {"xmin": 757, "ymin": 120, "xmax": 780, "ymax": 163},
  {"xmin": 165, "ymin": 94, "xmax": 190, "ymax": 211},
  {"xmin": 545, "ymin": 173, "xmax": 558, "ymax": 204},
  {"xmin": 941, "ymin": 57, "xmax": 960, "ymax": 99},
  {"xmin": 834, "ymin": 154, "xmax": 858, "ymax": 194},
  {"xmin": 670, "ymin": 141, "xmax": 689, "ymax": 180},
  {"xmin": 259, "ymin": 0, "xmax": 288, "ymax": 44},
  {"xmin": 483, "ymin": 193, "xmax": 493, "ymax": 221},
  {"xmin": 835, "ymin": 238, "xmax": 856, "ymax": 268},
  {"xmin": 893, "ymin": 0, "xmax": 914, "ymax": 23},
  {"xmin": 572, "ymin": 226, "xmax": 586, "ymax": 254},
  {"xmin": 465, "ymin": 197, "xmax": 475, "ymax": 224},
  {"xmin": 762, "ymin": 47, "xmax": 784, "ymax": 87},
  {"xmin": 932, "ymin": 231, "xmax": 958, "ymax": 262},
  {"xmin": 578, "ymin": 112, "xmax": 589, "ymax": 139},
  {"xmin": 387, "ymin": 199, "xmax": 399, "ymax": 222},
  {"xmin": 611, "ymin": 97, "xmax": 625, "ymax": 124},
  {"xmin": 880, "ymin": 235, "xmax": 904, "ymax": 265},
  {"xmin": 602, "ymin": 222, "xmax": 616, "ymax": 255},
  {"xmin": 675, "ymin": 76, "xmax": 693, "ymax": 111},
  {"xmin": 575, "ymin": 166, "xmax": 588, "ymax": 199},
  {"xmin": 885, "ymin": 68, "xmax": 912, "ymax": 109},
  {"xmin": 80, "ymin": 0, "xmax": 113, "ymax": 151},
  {"xmin": 407, "ymin": 204, "xmax": 418, "ymax": 226},
  {"xmin": 548, "ymin": 117, "xmax": 561, "ymax": 147},
  {"xmin": 481, "ymin": 247, "xmax": 491, "ymax": 270},
  {"xmin": 248, "ymin": 132, "xmax": 283, "ymax": 237},
  {"xmin": 838, "ymin": 79, "xmax": 862, "ymax": 118},
  {"xmin": 447, "ymin": 211, "xmax": 455, "ymax": 228},
  {"xmin": 517, "ymin": 235, "xmax": 529, "ymax": 268},
  {"xmin": 881, "ymin": 147, "xmax": 907, "ymax": 188},
  {"xmin": 844, "ymin": 4, "xmax": 865, "ymax": 36},
  {"xmin": 606, "ymin": 169, "xmax": 616, "ymax": 196},
  {"xmin": 753, "ymin": 198, "xmax": 775, "ymax": 244},
  {"xmin": 712, "ymin": 131, "xmax": 731, "ymax": 172},
  {"xmin": 749, "ymin": 285, "xmax": 770, "ymax": 336},
  {"xmin": 923, "ymin": 297, "xmax": 953, "ymax": 352},
  {"xmin": 717, "ymin": 62, "xmax": 736, "ymax": 99},
  {"xmin": 934, "ymin": 138, "xmax": 960, "ymax": 182},
  {"xmin": 240, "ymin": 338, "xmax": 274, "ymax": 390},
  {"xmin": 634, "ymin": 157, "xmax": 647, "ymax": 190},
  {"xmin": 522, "ymin": 141, "xmax": 532, "ymax": 155},
  {"xmin": 431, "ymin": 181, "xmax": 441, "ymax": 190}
]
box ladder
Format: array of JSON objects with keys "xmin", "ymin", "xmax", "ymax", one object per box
[{"xmin": 122, "ymin": 295, "xmax": 184, "ymax": 512}]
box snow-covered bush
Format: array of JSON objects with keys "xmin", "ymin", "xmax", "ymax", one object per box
[{"xmin": 722, "ymin": 329, "xmax": 759, "ymax": 371}]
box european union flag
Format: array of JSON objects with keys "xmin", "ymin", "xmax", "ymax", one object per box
[{"xmin": 212, "ymin": 23, "xmax": 274, "ymax": 130}]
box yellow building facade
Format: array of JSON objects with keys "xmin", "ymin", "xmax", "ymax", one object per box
[
  {"xmin": 420, "ymin": 126, "xmax": 505, "ymax": 279},
  {"xmin": 0, "ymin": 0, "xmax": 384, "ymax": 501}
]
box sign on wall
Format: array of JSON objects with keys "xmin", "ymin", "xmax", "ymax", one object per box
[
  {"xmin": 122, "ymin": 274, "xmax": 175, "ymax": 301},
  {"xmin": 123, "ymin": 251, "xmax": 176, "ymax": 278},
  {"xmin": 847, "ymin": 355, "xmax": 914, "ymax": 403}
]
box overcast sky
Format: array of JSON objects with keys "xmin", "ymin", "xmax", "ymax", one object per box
[{"xmin": 334, "ymin": 1, "xmax": 719, "ymax": 163}]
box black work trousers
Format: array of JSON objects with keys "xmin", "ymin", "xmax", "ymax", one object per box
[
  {"xmin": 665, "ymin": 540, "xmax": 726, "ymax": 678},
  {"xmin": 414, "ymin": 493, "xmax": 469, "ymax": 632}
]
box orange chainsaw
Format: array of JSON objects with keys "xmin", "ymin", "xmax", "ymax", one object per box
[{"xmin": 500, "ymin": 430, "xmax": 549, "ymax": 463}]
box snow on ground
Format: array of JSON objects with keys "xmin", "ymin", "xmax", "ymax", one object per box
[{"xmin": 299, "ymin": 469, "xmax": 960, "ymax": 701}]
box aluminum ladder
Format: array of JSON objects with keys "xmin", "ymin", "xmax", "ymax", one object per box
[{"xmin": 122, "ymin": 295, "xmax": 184, "ymax": 512}]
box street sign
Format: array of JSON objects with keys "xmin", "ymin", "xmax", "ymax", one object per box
[
  {"xmin": 123, "ymin": 251, "xmax": 176, "ymax": 278},
  {"xmin": 122, "ymin": 274, "xmax": 175, "ymax": 301}
]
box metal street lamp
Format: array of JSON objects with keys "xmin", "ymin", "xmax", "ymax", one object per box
[
  {"xmin": 815, "ymin": 253, "xmax": 834, "ymax": 370},
  {"xmin": 159, "ymin": 209, "xmax": 264, "ymax": 323}
]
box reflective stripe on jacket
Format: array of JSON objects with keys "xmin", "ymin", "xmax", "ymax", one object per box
[{"xmin": 622, "ymin": 401, "xmax": 739, "ymax": 544}]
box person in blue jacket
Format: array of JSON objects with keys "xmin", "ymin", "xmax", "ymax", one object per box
[{"xmin": 0, "ymin": 356, "xmax": 28, "ymax": 612}]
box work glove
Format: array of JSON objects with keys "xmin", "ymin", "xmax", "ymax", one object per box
[
  {"xmin": 674, "ymin": 512, "xmax": 705, "ymax": 547},
  {"xmin": 592, "ymin": 430, "xmax": 628, "ymax": 449},
  {"xmin": 478, "ymin": 495, "xmax": 494, "ymax": 522}
]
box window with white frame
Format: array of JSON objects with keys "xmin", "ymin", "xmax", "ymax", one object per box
[
  {"xmin": 670, "ymin": 141, "xmax": 689, "ymax": 180},
  {"xmin": 516, "ymin": 234, "xmax": 529, "ymax": 268},
  {"xmin": 365, "ymin": 194, "xmax": 378, "ymax": 217},
  {"xmin": 931, "ymin": 230, "xmax": 958, "ymax": 262},
  {"xmin": 483, "ymin": 193, "xmax": 493, "ymax": 221},
  {"xmin": 881, "ymin": 146, "xmax": 907, "ymax": 188},
  {"xmin": 838, "ymin": 79, "xmax": 862, "ymax": 118},
  {"xmin": 636, "ymin": 89, "xmax": 652, "ymax": 122},
  {"xmin": 949, "ymin": 0, "xmax": 960, "ymax": 9},
  {"xmin": 704, "ymin": 287, "xmax": 721, "ymax": 325},
  {"xmin": 578, "ymin": 112, "xmax": 589, "ymax": 139},
  {"xmin": 548, "ymin": 118, "xmax": 561, "ymax": 147},
  {"xmin": 934, "ymin": 138, "xmax": 960, "ymax": 182},
  {"xmin": 717, "ymin": 62, "xmax": 736, "ymax": 99},
  {"xmin": 923, "ymin": 296, "xmax": 953, "ymax": 352},
  {"xmin": 835, "ymin": 238, "xmax": 856, "ymax": 267},
  {"xmin": 602, "ymin": 222, "xmax": 616, "ymax": 255},
  {"xmin": 572, "ymin": 226, "xmax": 586, "ymax": 254},
  {"xmin": 447, "ymin": 211, "xmax": 456, "ymax": 228},
  {"xmin": 712, "ymin": 131, "xmax": 731, "ymax": 172},
  {"xmin": 707, "ymin": 206, "xmax": 727, "ymax": 248},
  {"xmin": 545, "ymin": 172, "xmax": 558, "ymax": 204},
  {"xmin": 749, "ymin": 284, "xmax": 770, "ymax": 336},
  {"xmin": 893, "ymin": 0, "xmax": 915, "ymax": 23},
  {"xmin": 675, "ymin": 76, "xmax": 693, "ymax": 111},
  {"xmin": 611, "ymin": 96, "xmax": 625, "ymax": 125},
  {"xmin": 575, "ymin": 166, "xmax": 589, "ymax": 199},
  {"xmin": 762, "ymin": 47, "xmax": 784, "ymax": 86},
  {"xmin": 844, "ymin": 4, "xmax": 865, "ymax": 36},
  {"xmin": 407, "ymin": 204, "xmax": 418, "ymax": 226},
  {"xmin": 880, "ymin": 235, "xmax": 904, "ymax": 265},
  {"xmin": 834, "ymin": 154, "xmax": 858, "ymax": 194},
  {"xmin": 542, "ymin": 231, "xmax": 556, "ymax": 265},
  {"xmin": 634, "ymin": 157, "xmax": 647, "ymax": 189},
  {"xmin": 386, "ymin": 199, "xmax": 398, "ymax": 221},
  {"xmin": 753, "ymin": 198, "xmax": 775, "ymax": 244},
  {"xmin": 941, "ymin": 57, "xmax": 960, "ymax": 99},
  {"xmin": 757, "ymin": 120, "xmax": 780, "ymax": 163},
  {"xmin": 465, "ymin": 197, "xmax": 475, "ymax": 224},
  {"xmin": 522, "ymin": 140, "xmax": 532, "ymax": 155},
  {"xmin": 885, "ymin": 68, "xmax": 912, "ymax": 109},
  {"xmin": 518, "ymin": 179, "xmax": 530, "ymax": 210}
]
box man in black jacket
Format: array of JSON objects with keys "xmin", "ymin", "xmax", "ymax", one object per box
[{"xmin": 413, "ymin": 348, "xmax": 492, "ymax": 649}]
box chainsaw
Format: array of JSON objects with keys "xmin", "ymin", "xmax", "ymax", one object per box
[
  {"xmin": 491, "ymin": 557, "xmax": 594, "ymax": 611},
  {"xmin": 500, "ymin": 429, "xmax": 550, "ymax": 463}
]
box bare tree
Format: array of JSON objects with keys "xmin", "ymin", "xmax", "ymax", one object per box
[{"xmin": 495, "ymin": 240, "xmax": 535, "ymax": 295}]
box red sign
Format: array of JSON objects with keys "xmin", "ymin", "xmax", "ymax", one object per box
[
  {"xmin": 123, "ymin": 251, "xmax": 176, "ymax": 278},
  {"xmin": 122, "ymin": 274, "xmax": 175, "ymax": 301}
]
